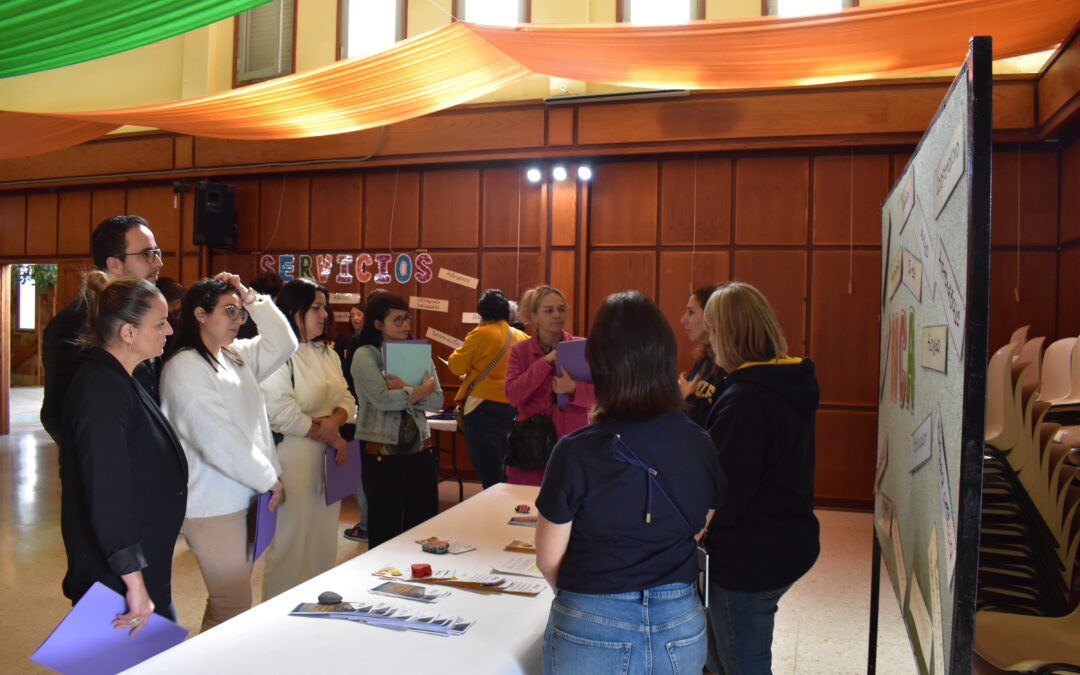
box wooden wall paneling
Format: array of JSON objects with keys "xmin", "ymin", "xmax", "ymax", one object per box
[
  {"xmin": 56, "ymin": 259, "xmax": 92, "ymax": 306},
  {"xmin": 180, "ymin": 254, "xmax": 201, "ymax": 287},
  {"xmin": 549, "ymin": 249, "xmax": 576, "ymax": 331},
  {"xmin": 586, "ymin": 251, "xmax": 657, "ymax": 331},
  {"xmin": 57, "ymin": 191, "xmax": 92, "ymax": 256},
  {"xmin": 310, "ymin": 174, "xmax": 363, "ymax": 250},
  {"xmin": 810, "ymin": 250, "xmax": 881, "ymax": 406},
  {"xmin": 814, "ymin": 409, "xmax": 877, "ymax": 504},
  {"xmin": 259, "ymin": 176, "xmax": 310, "ymax": 251},
  {"xmin": 162, "ymin": 254, "xmax": 179, "ymax": 285},
  {"xmin": 733, "ymin": 250, "xmax": 808, "ymax": 354},
  {"xmin": 416, "ymin": 252, "xmax": 478, "ymax": 386},
  {"xmin": 812, "ymin": 154, "xmax": 890, "ymax": 245},
  {"xmin": 26, "ymin": 193, "xmax": 58, "ymax": 257},
  {"xmin": 0, "ymin": 137, "xmax": 175, "ymax": 183},
  {"xmin": 127, "ymin": 185, "xmax": 181, "ymax": 255},
  {"xmin": 365, "ymin": 171, "xmax": 420, "ymax": 250},
  {"xmin": 547, "ymin": 108, "xmax": 574, "ymax": 147},
  {"xmin": 550, "ymin": 180, "xmax": 575, "ymax": 247},
  {"xmin": 482, "ymin": 167, "xmax": 542, "ymax": 248},
  {"xmin": 1060, "ymin": 140, "xmax": 1080, "ymax": 246},
  {"xmin": 1037, "ymin": 30, "xmax": 1080, "ymax": 129},
  {"xmin": 0, "ymin": 194, "xmax": 26, "ymax": 257},
  {"xmin": 1058, "ymin": 245, "xmax": 1080, "ymax": 338},
  {"xmin": 988, "ymin": 250, "xmax": 1058, "ymax": 351},
  {"xmin": 421, "ymin": 169, "xmax": 480, "ymax": 249},
  {"xmin": 658, "ymin": 250, "xmax": 731, "ymax": 372},
  {"xmin": 180, "ymin": 191, "xmax": 197, "ymax": 254},
  {"xmin": 232, "ymin": 179, "xmax": 261, "ymax": 252},
  {"xmin": 209, "ymin": 252, "xmax": 258, "ymax": 283},
  {"xmin": 660, "ymin": 157, "xmax": 732, "ymax": 246},
  {"xmin": 481, "ymin": 251, "xmax": 545, "ymax": 306},
  {"xmin": 90, "ymin": 188, "xmax": 126, "ymax": 227},
  {"xmin": 990, "ymin": 150, "xmax": 1059, "ymax": 247},
  {"xmin": 734, "ymin": 157, "xmax": 809, "ymax": 245},
  {"xmin": 890, "ymin": 152, "xmax": 913, "ymax": 184},
  {"xmin": 589, "ymin": 161, "xmax": 658, "ymax": 246}
]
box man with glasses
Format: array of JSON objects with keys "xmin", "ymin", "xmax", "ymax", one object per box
[{"xmin": 40, "ymin": 215, "xmax": 165, "ymax": 443}]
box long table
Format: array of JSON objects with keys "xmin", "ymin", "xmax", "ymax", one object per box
[{"xmin": 126, "ymin": 484, "xmax": 548, "ymax": 674}]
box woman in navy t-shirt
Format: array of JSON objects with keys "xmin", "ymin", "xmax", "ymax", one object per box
[{"xmin": 536, "ymin": 291, "xmax": 726, "ymax": 675}]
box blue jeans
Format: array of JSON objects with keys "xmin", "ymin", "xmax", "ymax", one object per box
[
  {"xmin": 460, "ymin": 399, "xmax": 517, "ymax": 489},
  {"xmin": 543, "ymin": 582, "xmax": 707, "ymax": 675},
  {"xmin": 705, "ymin": 582, "xmax": 792, "ymax": 675}
]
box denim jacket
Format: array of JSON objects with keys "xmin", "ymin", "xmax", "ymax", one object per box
[{"xmin": 350, "ymin": 344, "xmax": 443, "ymax": 445}]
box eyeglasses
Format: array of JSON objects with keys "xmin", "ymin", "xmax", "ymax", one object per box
[
  {"xmin": 221, "ymin": 305, "xmax": 249, "ymax": 322},
  {"xmin": 116, "ymin": 247, "xmax": 163, "ymax": 264},
  {"xmin": 390, "ymin": 313, "xmax": 412, "ymax": 327}
]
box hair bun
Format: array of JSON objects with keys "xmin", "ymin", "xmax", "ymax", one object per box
[{"xmin": 82, "ymin": 269, "xmax": 110, "ymax": 297}]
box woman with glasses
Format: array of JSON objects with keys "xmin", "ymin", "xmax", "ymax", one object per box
[
  {"xmin": 160, "ymin": 272, "xmax": 298, "ymax": 631},
  {"xmin": 350, "ymin": 293, "xmax": 442, "ymax": 548},
  {"xmin": 259, "ymin": 279, "xmax": 355, "ymax": 599}
]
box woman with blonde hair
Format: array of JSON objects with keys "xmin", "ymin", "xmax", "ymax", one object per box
[{"xmin": 700, "ymin": 282, "xmax": 820, "ymax": 674}]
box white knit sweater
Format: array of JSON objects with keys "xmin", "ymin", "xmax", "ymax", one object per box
[{"xmin": 160, "ymin": 296, "xmax": 298, "ymax": 518}]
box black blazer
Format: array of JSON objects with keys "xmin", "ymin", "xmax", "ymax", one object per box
[{"xmin": 60, "ymin": 348, "xmax": 187, "ymax": 616}]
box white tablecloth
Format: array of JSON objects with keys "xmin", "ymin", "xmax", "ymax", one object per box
[{"xmin": 126, "ymin": 484, "xmax": 547, "ymax": 674}]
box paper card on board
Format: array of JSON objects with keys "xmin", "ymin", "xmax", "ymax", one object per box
[
  {"xmin": 896, "ymin": 170, "xmax": 916, "ymax": 233},
  {"xmin": 876, "ymin": 491, "xmax": 894, "ymax": 537},
  {"xmin": 437, "ymin": 268, "xmax": 479, "ymax": 289},
  {"xmin": 902, "ymin": 249, "xmax": 923, "ymax": 301},
  {"xmin": 881, "ymin": 212, "xmax": 893, "ymax": 309},
  {"xmin": 462, "ymin": 312, "xmax": 481, "ymax": 324},
  {"xmin": 425, "ymin": 327, "xmax": 464, "ymax": 350},
  {"xmin": 933, "ymin": 236, "xmax": 966, "ymax": 356},
  {"xmin": 329, "ymin": 292, "xmax": 362, "ymax": 305},
  {"xmin": 911, "ymin": 202, "xmax": 937, "ymax": 299},
  {"xmin": 887, "ymin": 251, "xmax": 904, "ymax": 301},
  {"xmin": 928, "ymin": 528, "xmax": 946, "ymax": 675},
  {"xmin": 933, "ymin": 122, "xmax": 966, "ymax": 217},
  {"xmin": 409, "ymin": 296, "xmax": 449, "ymax": 313},
  {"xmin": 908, "ymin": 574, "xmax": 934, "ymax": 672},
  {"xmin": 934, "ymin": 405, "xmax": 958, "ymax": 582},
  {"xmin": 909, "ymin": 412, "xmax": 933, "ymax": 472},
  {"xmin": 921, "ymin": 325, "xmax": 947, "ymax": 373},
  {"xmin": 875, "ymin": 437, "xmax": 889, "ymax": 489},
  {"xmin": 890, "ymin": 517, "xmax": 907, "ymax": 600},
  {"xmin": 879, "ymin": 315, "xmax": 891, "ymax": 402},
  {"xmin": 333, "ymin": 311, "xmax": 350, "ymax": 323}
]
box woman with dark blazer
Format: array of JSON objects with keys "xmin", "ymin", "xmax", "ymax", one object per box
[{"xmin": 60, "ymin": 271, "xmax": 187, "ymax": 634}]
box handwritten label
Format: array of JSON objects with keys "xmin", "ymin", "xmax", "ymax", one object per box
[
  {"xmin": 437, "ymin": 268, "xmax": 479, "ymax": 289},
  {"xmin": 921, "ymin": 325, "xmax": 947, "ymax": 373},
  {"xmin": 928, "ymin": 528, "xmax": 946, "ymax": 675},
  {"xmin": 933, "ymin": 123, "xmax": 965, "ymax": 216},
  {"xmin": 333, "ymin": 311, "xmax": 350, "ymax": 323},
  {"xmin": 876, "ymin": 437, "xmax": 889, "ymax": 489},
  {"xmin": 881, "ymin": 212, "xmax": 893, "ymax": 309},
  {"xmin": 910, "ymin": 412, "xmax": 933, "ymax": 472},
  {"xmin": 329, "ymin": 292, "xmax": 361, "ymax": 305},
  {"xmin": 409, "ymin": 296, "xmax": 449, "ymax": 313},
  {"xmin": 887, "ymin": 251, "xmax": 904, "ymax": 300},
  {"xmin": 897, "ymin": 170, "xmax": 915, "ymax": 233},
  {"xmin": 934, "ymin": 405, "xmax": 957, "ymax": 582},
  {"xmin": 908, "ymin": 574, "xmax": 933, "ymax": 672},
  {"xmin": 891, "ymin": 517, "xmax": 907, "ymax": 601},
  {"xmin": 933, "ymin": 236, "xmax": 966, "ymax": 356},
  {"xmin": 462, "ymin": 312, "xmax": 481, "ymax": 324},
  {"xmin": 879, "ymin": 315, "xmax": 891, "ymax": 401},
  {"xmin": 425, "ymin": 327, "xmax": 464, "ymax": 350},
  {"xmin": 912, "ymin": 201, "xmax": 937, "ymax": 299},
  {"xmin": 877, "ymin": 491, "xmax": 894, "ymax": 538},
  {"xmin": 902, "ymin": 249, "xmax": 923, "ymax": 301}
]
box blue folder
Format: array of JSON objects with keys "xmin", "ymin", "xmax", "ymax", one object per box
[{"xmin": 382, "ymin": 341, "xmax": 433, "ymax": 387}]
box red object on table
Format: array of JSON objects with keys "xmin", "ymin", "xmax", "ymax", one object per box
[{"xmin": 411, "ymin": 563, "xmax": 432, "ymax": 578}]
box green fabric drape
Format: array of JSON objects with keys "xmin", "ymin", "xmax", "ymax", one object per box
[{"xmin": 0, "ymin": 0, "xmax": 271, "ymax": 78}]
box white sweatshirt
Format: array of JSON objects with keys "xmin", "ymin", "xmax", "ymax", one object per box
[{"xmin": 260, "ymin": 341, "xmax": 357, "ymax": 439}]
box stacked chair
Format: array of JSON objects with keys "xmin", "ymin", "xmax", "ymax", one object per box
[{"xmin": 974, "ymin": 327, "xmax": 1080, "ymax": 673}]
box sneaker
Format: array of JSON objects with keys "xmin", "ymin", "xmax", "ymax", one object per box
[{"xmin": 343, "ymin": 523, "xmax": 368, "ymax": 542}]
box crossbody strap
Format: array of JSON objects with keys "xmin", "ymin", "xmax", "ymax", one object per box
[
  {"xmin": 462, "ymin": 327, "xmax": 514, "ymax": 400},
  {"xmin": 607, "ymin": 428, "xmax": 694, "ymax": 533}
]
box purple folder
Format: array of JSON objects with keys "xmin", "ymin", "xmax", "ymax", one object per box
[
  {"xmin": 30, "ymin": 582, "xmax": 188, "ymax": 675},
  {"xmin": 555, "ymin": 339, "xmax": 590, "ymax": 407},
  {"xmin": 324, "ymin": 440, "xmax": 362, "ymax": 506},
  {"xmin": 251, "ymin": 491, "xmax": 278, "ymax": 562}
]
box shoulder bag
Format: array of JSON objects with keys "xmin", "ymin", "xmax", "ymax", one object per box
[{"xmin": 453, "ymin": 327, "xmax": 514, "ymax": 427}]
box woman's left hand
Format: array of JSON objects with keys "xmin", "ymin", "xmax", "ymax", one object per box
[
  {"xmin": 114, "ymin": 572, "xmax": 154, "ymax": 636},
  {"xmin": 552, "ymin": 366, "xmax": 576, "ymax": 395}
]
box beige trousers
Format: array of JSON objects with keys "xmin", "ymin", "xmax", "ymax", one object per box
[{"xmin": 182, "ymin": 509, "xmax": 252, "ymax": 632}]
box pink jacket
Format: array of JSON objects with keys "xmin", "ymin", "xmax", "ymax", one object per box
[{"xmin": 504, "ymin": 331, "xmax": 595, "ymax": 439}]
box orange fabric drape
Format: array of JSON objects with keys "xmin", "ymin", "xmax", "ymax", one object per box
[{"xmin": 1, "ymin": 0, "xmax": 1078, "ymax": 161}]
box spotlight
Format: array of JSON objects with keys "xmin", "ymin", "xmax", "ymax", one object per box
[
  {"xmin": 552, "ymin": 165, "xmax": 568, "ymax": 181},
  {"xmin": 577, "ymin": 165, "xmax": 592, "ymax": 181},
  {"xmin": 526, "ymin": 167, "xmax": 542, "ymax": 183}
]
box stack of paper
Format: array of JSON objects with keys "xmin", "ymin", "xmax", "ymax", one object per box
[
  {"xmin": 375, "ymin": 569, "xmax": 545, "ymax": 596},
  {"xmin": 369, "ymin": 581, "xmax": 449, "ymax": 604},
  {"xmin": 289, "ymin": 601, "xmax": 473, "ymax": 636}
]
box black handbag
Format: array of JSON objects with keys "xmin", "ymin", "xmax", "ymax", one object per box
[{"xmin": 504, "ymin": 414, "xmax": 557, "ymax": 470}]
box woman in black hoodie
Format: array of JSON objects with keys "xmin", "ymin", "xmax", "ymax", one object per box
[{"xmin": 701, "ymin": 282, "xmax": 820, "ymax": 675}]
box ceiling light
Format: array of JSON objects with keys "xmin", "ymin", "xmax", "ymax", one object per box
[
  {"xmin": 577, "ymin": 166, "xmax": 592, "ymax": 181},
  {"xmin": 526, "ymin": 167, "xmax": 542, "ymax": 183}
]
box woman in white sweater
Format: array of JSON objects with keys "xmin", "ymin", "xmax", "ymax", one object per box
[
  {"xmin": 259, "ymin": 279, "xmax": 356, "ymax": 599},
  {"xmin": 160, "ymin": 272, "xmax": 297, "ymax": 632}
]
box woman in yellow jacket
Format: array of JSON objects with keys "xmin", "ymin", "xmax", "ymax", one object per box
[{"xmin": 448, "ymin": 289, "xmax": 528, "ymax": 488}]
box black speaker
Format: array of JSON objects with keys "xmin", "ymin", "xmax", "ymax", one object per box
[{"xmin": 193, "ymin": 181, "xmax": 237, "ymax": 248}]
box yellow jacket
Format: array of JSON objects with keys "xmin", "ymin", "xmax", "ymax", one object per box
[{"xmin": 447, "ymin": 321, "xmax": 529, "ymax": 404}]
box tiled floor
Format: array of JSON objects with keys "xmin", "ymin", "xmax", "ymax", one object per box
[{"xmin": 2, "ymin": 386, "xmax": 917, "ymax": 674}]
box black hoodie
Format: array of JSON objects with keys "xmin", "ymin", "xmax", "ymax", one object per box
[{"xmin": 704, "ymin": 357, "xmax": 820, "ymax": 592}]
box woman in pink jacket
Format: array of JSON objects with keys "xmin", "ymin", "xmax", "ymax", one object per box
[{"xmin": 504, "ymin": 285, "xmax": 595, "ymax": 485}]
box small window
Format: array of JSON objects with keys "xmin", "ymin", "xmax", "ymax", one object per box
[
  {"xmin": 460, "ymin": 0, "xmax": 525, "ymax": 26},
  {"xmin": 621, "ymin": 0, "xmax": 702, "ymax": 24},
  {"xmin": 236, "ymin": 0, "xmax": 296, "ymax": 85},
  {"xmin": 340, "ymin": 0, "xmax": 404, "ymax": 60},
  {"xmin": 768, "ymin": 0, "xmax": 855, "ymax": 18},
  {"xmin": 17, "ymin": 266, "xmax": 35, "ymax": 331}
]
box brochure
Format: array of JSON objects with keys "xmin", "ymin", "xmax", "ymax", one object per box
[
  {"xmin": 289, "ymin": 600, "xmax": 473, "ymax": 636},
  {"xmin": 369, "ymin": 581, "xmax": 449, "ymax": 604},
  {"xmin": 492, "ymin": 557, "xmax": 544, "ymax": 578}
]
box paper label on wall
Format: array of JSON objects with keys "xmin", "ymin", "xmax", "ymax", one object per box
[
  {"xmin": 891, "ymin": 517, "xmax": 907, "ymax": 600},
  {"xmin": 462, "ymin": 312, "xmax": 481, "ymax": 324},
  {"xmin": 921, "ymin": 325, "xmax": 947, "ymax": 373},
  {"xmin": 333, "ymin": 311, "xmax": 350, "ymax": 323},
  {"xmin": 875, "ymin": 437, "xmax": 889, "ymax": 489},
  {"xmin": 911, "ymin": 202, "xmax": 937, "ymax": 299},
  {"xmin": 876, "ymin": 491, "xmax": 894, "ymax": 537},
  {"xmin": 933, "ymin": 237, "xmax": 966, "ymax": 356},
  {"xmin": 887, "ymin": 251, "xmax": 904, "ymax": 300},
  {"xmin": 881, "ymin": 212, "xmax": 893, "ymax": 309},
  {"xmin": 879, "ymin": 316, "xmax": 891, "ymax": 401},
  {"xmin": 928, "ymin": 528, "xmax": 946, "ymax": 675},
  {"xmin": 910, "ymin": 413, "xmax": 933, "ymax": 472},
  {"xmin": 438, "ymin": 268, "xmax": 479, "ymax": 289},
  {"xmin": 896, "ymin": 170, "xmax": 916, "ymax": 233},
  {"xmin": 908, "ymin": 574, "xmax": 934, "ymax": 672},
  {"xmin": 933, "ymin": 122, "xmax": 966, "ymax": 217},
  {"xmin": 409, "ymin": 296, "xmax": 449, "ymax": 313},
  {"xmin": 933, "ymin": 404, "xmax": 957, "ymax": 582},
  {"xmin": 329, "ymin": 292, "xmax": 361, "ymax": 305},
  {"xmin": 425, "ymin": 327, "xmax": 464, "ymax": 350},
  {"xmin": 902, "ymin": 249, "xmax": 923, "ymax": 301}
]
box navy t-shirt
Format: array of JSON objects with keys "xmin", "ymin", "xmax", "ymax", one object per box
[{"xmin": 536, "ymin": 412, "xmax": 726, "ymax": 594}]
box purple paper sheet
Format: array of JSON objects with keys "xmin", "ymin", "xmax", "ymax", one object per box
[
  {"xmin": 30, "ymin": 582, "xmax": 188, "ymax": 675},
  {"xmin": 555, "ymin": 339, "xmax": 590, "ymax": 408},
  {"xmin": 252, "ymin": 491, "xmax": 278, "ymax": 562},
  {"xmin": 324, "ymin": 440, "xmax": 362, "ymax": 506}
]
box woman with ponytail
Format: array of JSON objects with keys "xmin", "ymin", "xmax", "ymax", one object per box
[{"xmin": 60, "ymin": 271, "xmax": 187, "ymax": 634}]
